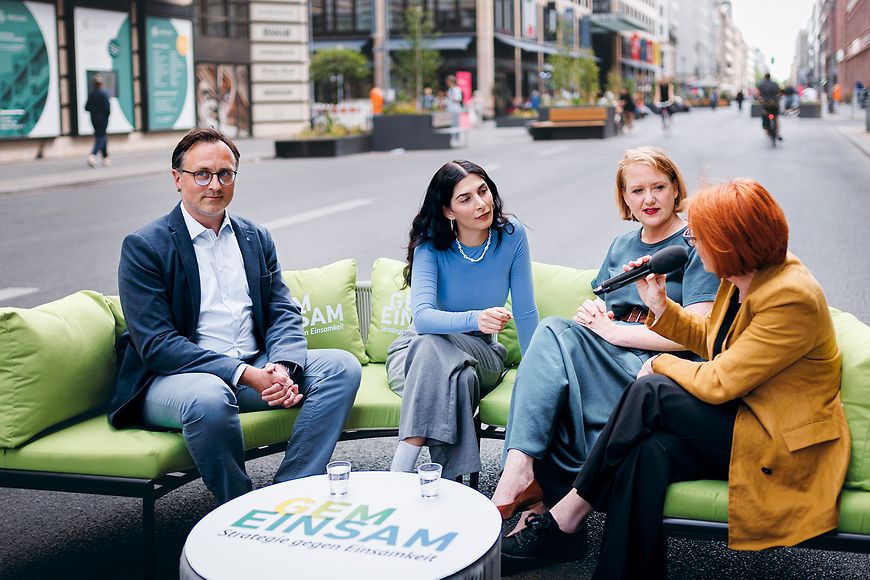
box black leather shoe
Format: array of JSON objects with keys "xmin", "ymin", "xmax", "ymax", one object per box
[{"xmin": 501, "ymin": 511, "xmax": 588, "ymax": 574}]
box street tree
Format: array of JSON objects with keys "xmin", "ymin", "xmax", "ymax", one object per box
[
  {"xmin": 309, "ymin": 48, "xmax": 370, "ymax": 103},
  {"xmin": 392, "ymin": 3, "xmax": 442, "ymax": 103}
]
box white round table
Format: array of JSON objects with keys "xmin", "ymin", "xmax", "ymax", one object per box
[{"xmin": 180, "ymin": 471, "xmax": 502, "ymax": 579}]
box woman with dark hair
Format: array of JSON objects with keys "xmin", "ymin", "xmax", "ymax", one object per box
[
  {"xmin": 501, "ymin": 179, "xmax": 850, "ymax": 579},
  {"xmin": 386, "ymin": 160, "xmax": 539, "ymax": 480},
  {"xmin": 492, "ymin": 147, "xmax": 719, "ymax": 531}
]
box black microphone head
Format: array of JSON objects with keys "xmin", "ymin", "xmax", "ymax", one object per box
[{"xmin": 649, "ymin": 245, "xmax": 689, "ymax": 275}]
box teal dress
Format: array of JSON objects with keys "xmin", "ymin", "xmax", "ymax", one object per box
[{"xmin": 502, "ymin": 226, "xmax": 720, "ymax": 504}]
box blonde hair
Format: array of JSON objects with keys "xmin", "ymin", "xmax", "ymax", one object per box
[{"xmin": 614, "ymin": 146, "xmax": 688, "ymax": 221}]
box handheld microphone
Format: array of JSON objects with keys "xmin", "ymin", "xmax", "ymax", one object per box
[{"xmin": 592, "ymin": 245, "xmax": 689, "ymax": 296}]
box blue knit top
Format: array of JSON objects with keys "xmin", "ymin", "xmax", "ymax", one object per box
[{"xmin": 410, "ymin": 218, "xmax": 539, "ymax": 354}]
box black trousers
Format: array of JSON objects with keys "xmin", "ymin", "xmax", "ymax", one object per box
[{"xmin": 573, "ymin": 374, "xmax": 739, "ymax": 580}]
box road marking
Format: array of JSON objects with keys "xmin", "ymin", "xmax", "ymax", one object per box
[
  {"xmin": 263, "ymin": 199, "xmax": 373, "ymax": 231},
  {"xmin": 535, "ymin": 145, "xmax": 571, "ymax": 158},
  {"xmin": 0, "ymin": 287, "xmax": 38, "ymax": 302}
]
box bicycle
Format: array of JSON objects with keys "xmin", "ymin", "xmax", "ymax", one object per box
[
  {"xmin": 764, "ymin": 110, "xmax": 779, "ymax": 146},
  {"xmin": 656, "ymin": 101, "xmax": 673, "ymax": 132}
]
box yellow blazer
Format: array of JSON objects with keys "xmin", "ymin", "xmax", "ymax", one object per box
[{"xmin": 647, "ymin": 252, "xmax": 850, "ymax": 550}]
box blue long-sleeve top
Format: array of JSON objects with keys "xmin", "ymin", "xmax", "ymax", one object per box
[{"xmin": 410, "ymin": 217, "xmax": 539, "ymax": 354}]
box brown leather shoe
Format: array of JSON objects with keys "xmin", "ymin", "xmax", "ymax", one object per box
[{"xmin": 496, "ymin": 479, "xmax": 544, "ymax": 520}]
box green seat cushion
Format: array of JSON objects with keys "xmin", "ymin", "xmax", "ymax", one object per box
[
  {"xmin": 499, "ymin": 263, "xmax": 599, "ymax": 366},
  {"xmin": 365, "ymin": 258, "xmax": 412, "ymax": 363},
  {"xmin": 479, "ymin": 369, "xmax": 517, "ymax": 427},
  {"xmin": 831, "ymin": 308, "xmax": 870, "ymax": 491},
  {"xmin": 1, "ymin": 409, "xmax": 300, "ymax": 479},
  {"xmin": 344, "ymin": 363, "xmax": 402, "ymax": 430},
  {"xmin": 663, "ymin": 479, "xmax": 729, "ymax": 522},
  {"xmin": 283, "ymin": 259, "xmax": 368, "ymax": 364},
  {"xmin": 104, "ymin": 294, "xmax": 127, "ymax": 336},
  {"xmin": 0, "ymin": 291, "xmax": 117, "ymax": 448},
  {"xmin": 663, "ymin": 479, "xmax": 870, "ymax": 535}
]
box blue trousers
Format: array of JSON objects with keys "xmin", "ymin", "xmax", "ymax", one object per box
[{"xmin": 142, "ymin": 349, "xmax": 361, "ymax": 504}]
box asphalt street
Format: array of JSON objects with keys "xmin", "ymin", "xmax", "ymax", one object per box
[{"xmin": 1, "ymin": 106, "xmax": 869, "ymax": 579}]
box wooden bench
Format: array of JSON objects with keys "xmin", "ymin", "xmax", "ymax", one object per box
[{"xmin": 528, "ymin": 106, "xmax": 616, "ymax": 140}]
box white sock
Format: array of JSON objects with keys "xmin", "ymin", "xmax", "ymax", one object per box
[{"xmin": 390, "ymin": 441, "xmax": 422, "ymax": 472}]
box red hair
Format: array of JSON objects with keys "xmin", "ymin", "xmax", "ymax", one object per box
[{"xmin": 689, "ymin": 180, "xmax": 789, "ymax": 277}]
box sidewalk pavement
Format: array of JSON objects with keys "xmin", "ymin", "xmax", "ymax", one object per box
[
  {"xmin": 819, "ymin": 105, "xmax": 870, "ymax": 158},
  {"xmin": 0, "ymin": 138, "xmax": 276, "ymax": 196}
]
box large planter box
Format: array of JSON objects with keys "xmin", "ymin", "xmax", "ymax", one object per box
[
  {"xmin": 750, "ymin": 103, "xmax": 764, "ymax": 117},
  {"xmin": 529, "ymin": 105, "xmax": 617, "ymax": 140},
  {"xmin": 275, "ymin": 134, "xmax": 373, "ymax": 158},
  {"xmin": 372, "ymin": 114, "xmax": 452, "ymax": 151},
  {"xmin": 495, "ymin": 114, "xmax": 538, "ymax": 128},
  {"xmin": 799, "ymin": 103, "xmax": 822, "ymax": 118}
]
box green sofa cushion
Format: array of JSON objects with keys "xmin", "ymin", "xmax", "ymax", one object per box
[
  {"xmin": 1, "ymin": 408, "xmax": 300, "ymax": 479},
  {"xmin": 0, "ymin": 291, "xmax": 117, "ymax": 449},
  {"xmin": 663, "ymin": 479, "xmax": 870, "ymax": 535},
  {"xmin": 365, "ymin": 258, "xmax": 412, "ymax": 363},
  {"xmin": 344, "ymin": 363, "xmax": 402, "ymax": 430},
  {"xmin": 499, "ymin": 263, "xmax": 599, "ymax": 366},
  {"xmin": 104, "ymin": 294, "xmax": 127, "ymax": 336},
  {"xmin": 831, "ymin": 308, "xmax": 870, "ymax": 491},
  {"xmin": 480, "ymin": 368, "xmax": 517, "ymax": 427},
  {"xmin": 283, "ymin": 259, "xmax": 368, "ymax": 364}
]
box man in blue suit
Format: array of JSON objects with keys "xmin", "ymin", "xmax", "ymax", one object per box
[{"xmin": 109, "ymin": 128, "xmax": 361, "ymax": 504}]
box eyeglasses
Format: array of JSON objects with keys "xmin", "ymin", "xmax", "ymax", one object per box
[
  {"xmin": 180, "ymin": 169, "xmax": 237, "ymax": 186},
  {"xmin": 682, "ymin": 228, "xmax": 697, "ymax": 247}
]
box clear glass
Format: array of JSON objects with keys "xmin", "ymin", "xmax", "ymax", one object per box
[
  {"xmin": 327, "ymin": 460, "xmax": 351, "ymax": 496},
  {"xmin": 417, "ymin": 462, "xmax": 442, "ymax": 498}
]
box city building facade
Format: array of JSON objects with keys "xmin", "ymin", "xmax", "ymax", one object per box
[{"xmin": 0, "ymin": 0, "xmax": 311, "ymax": 160}]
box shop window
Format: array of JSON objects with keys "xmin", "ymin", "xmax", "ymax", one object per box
[
  {"xmin": 336, "ymin": 0, "xmax": 353, "ymax": 31},
  {"xmin": 459, "ymin": 0, "xmax": 475, "ymax": 29}
]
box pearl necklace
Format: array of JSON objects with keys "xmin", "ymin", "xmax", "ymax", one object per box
[{"xmin": 456, "ymin": 229, "xmax": 492, "ymax": 263}]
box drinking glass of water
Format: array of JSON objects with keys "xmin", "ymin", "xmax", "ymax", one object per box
[
  {"xmin": 326, "ymin": 460, "xmax": 351, "ymax": 496},
  {"xmin": 417, "ymin": 462, "xmax": 442, "ymax": 498}
]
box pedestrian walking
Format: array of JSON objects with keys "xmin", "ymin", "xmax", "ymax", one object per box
[
  {"xmin": 446, "ymin": 75, "xmax": 463, "ymax": 146},
  {"xmin": 84, "ymin": 75, "xmax": 111, "ymax": 167},
  {"xmin": 735, "ymin": 90, "xmax": 745, "ymax": 112}
]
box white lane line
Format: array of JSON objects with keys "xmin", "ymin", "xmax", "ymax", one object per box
[
  {"xmin": 535, "ymin": 145, "xmax": 571, "ymax": 158},
  {"xmin": 0, "ymin": 287, "xmax": 39, "ymax": 302},
  {"xmin": 262, "ymin": 199, "xmax": 373, "ymax": 231}
]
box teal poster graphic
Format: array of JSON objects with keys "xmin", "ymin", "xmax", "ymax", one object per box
[
  {"xmin": 74, "ymin": 7, "xmax": 135, "ymax": 134},
  {"xmin": 0, "ymin": 1, "xmax": 60, "ymax": 139},
  {"xmin": 146, "ymin": 17, "xmax": 194, "ymax": 130}
]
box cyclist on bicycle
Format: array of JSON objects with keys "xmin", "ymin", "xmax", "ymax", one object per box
[
  {"xmin": 756, "ymin": 73, "xmax": 782, "ymax": 140},
  {"xmin": 655, "ymin": 81, "xmax": 674, "ymax": 129}
]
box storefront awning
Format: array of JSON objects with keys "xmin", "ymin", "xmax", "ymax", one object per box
[
  {"xmin": 619, "ymin": 58, "xmax": 662, "ymax": 73},
  {"xmin": 590, "ymin": 13, "xmax": 646, "ymax": 34},
  {"xmin": 387, "ymin": 36, "xmax": 473, "ymax": 51},
  {"xmin": 494, "ymin": 33, "xmax": 559, "ymax": 55},
  {"xmin": 312, "ymin": 39, "xmax": 367, "ymax": 51}
]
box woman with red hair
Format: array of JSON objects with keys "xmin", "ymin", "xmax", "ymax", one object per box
[{"xmin": 502, "ymin": 179, "xmax": 851, "ymax": 579}]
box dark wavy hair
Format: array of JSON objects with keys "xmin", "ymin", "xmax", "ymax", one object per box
[{"xmin": 403, "ymin": 160, "xmax": 513, "ymax": 288}]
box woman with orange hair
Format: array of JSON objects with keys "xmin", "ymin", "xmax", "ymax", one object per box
[{"xmin": 501, "ymin": 179, "xmax": 851, "ymax": 579}]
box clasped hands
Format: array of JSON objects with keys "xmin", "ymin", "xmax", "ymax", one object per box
[{"xmin": 240, "ymin": 363, "xmax": 303, "ymax": 408}]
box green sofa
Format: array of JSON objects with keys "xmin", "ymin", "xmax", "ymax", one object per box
[{"xmin": 2, "ymin": 258, "xmax": 870, "ymax": 575}]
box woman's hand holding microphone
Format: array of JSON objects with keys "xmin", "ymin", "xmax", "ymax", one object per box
[{"xmin": 629, "ymin": 255, "xmax": 669, "ymax": 319}]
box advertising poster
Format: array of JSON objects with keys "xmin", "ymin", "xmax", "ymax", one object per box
[
  {"xmin": 146, "ymin": 16, "xmax": 194, "ymax": 131},
  {"xmin": 0, "ymin": 1, "xmax": 60, "ymax": 139},
  {"xmin": 522, "ymin": 0, "xmax": 537, "ymax": 38},
  {"xmin": 196, "ymin": 63, "xmax": 250, "ymax": 137},
  {"xmin": 74, "ymin": 7, "xmax": 135, "ymax": 134}
]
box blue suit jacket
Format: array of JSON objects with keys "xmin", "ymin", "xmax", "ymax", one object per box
[{"xmin": 108, "ymin": 203, "xmax": 307, "ymax": 428}]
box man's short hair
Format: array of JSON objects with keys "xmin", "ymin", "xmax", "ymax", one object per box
[
  {"xmin": 764, "ymin": 73, "xmax": 771, "ymax": 80},
  {"xmin": 171, "ymin": 127, "xmax": 240, "ymax": 170}
]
